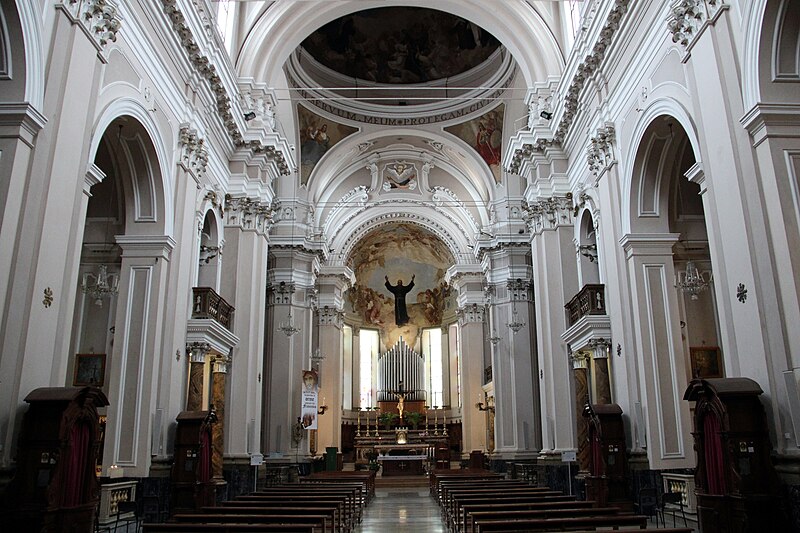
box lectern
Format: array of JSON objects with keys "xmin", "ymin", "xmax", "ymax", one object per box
[
  {"xmin": 684, "ymin": 378, "xmax": 786, "ymax": 532},
  {"xmin": 6, "ymin": 386, "xmax": 108, "ymax": 533}
]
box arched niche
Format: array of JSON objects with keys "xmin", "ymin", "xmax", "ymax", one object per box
[
  {"xmin": 577, "ymin": 209, "xmax": 600, "ymax": 286},
  {"xmin": 198, "ymin": 209, "xmax": 222, "ymax": 290}
]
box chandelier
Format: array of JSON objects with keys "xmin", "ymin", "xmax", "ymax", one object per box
[
  {"xmin": 507, "ymin": 304, "xmax": 525, "ymax": 333},
  {"xmin": 278, "ymin": 310, "xmax": 300, "ymax": 337},
  {"xmin": 81, "ymin": 264, "xmax": 119, "ymax": 306},
  {"xmin": 677, "ymin": 260, "xmax": 710, "ymax": 300}
]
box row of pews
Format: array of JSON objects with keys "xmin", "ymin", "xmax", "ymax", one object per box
[
  {"xmin": 431, "ymin": 469, "xmax": 693, "ymax": 533},
  {"xmin": 142, "ymin": 471, "xmax": 375, "ymax": 533}
]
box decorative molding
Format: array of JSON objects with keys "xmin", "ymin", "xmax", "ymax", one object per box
[
  {"xmin": 58, "ymin": 0, "xmax": 122, "ymax": 53},
  {"xmin": 159, "ymin": 1, "xmax": 291, "ymax": 175},
  {"xmin": 586, "ymin": 123, "xmax": 616, "ymax": 177},
  {"xmin": 178, "ymin": 125, "xmax": 209, "ymax": 178},
  {"xmin": 667, "ymin": 0, "xmax": 727, "ymax": 53},
  {"xmin": 457, "ymin": 303, "xmax": 486, "ymax": 325},
  {"xmin": 187, "ymin": 341, "xmax": 211, "ymax": 363},
  {"xmin": 521, "ymin": 194, "xmax": 574, "ymax": 234},
  {"xmin": 239, "ymin": 81, "xmax": 277, "ymax": 133},
  {"xmin": 224, "ymin": 194, "xmax": 279, "ymax": 235},
  {"xmin": 84, "ymin": 163, "xmax": 107, "ymax": 196}
]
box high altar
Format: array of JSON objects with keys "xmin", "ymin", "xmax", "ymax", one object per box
[{"xmin": 355, "ymin": 429, "xmax": 450, "ymax": 476}]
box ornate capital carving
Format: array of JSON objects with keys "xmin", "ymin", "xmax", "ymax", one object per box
[
  {"xmin": 667, "ymin": 0, "xmax": 726, "ymax": 50},
  {"xmin": 178, "ymin": 125, "xmax": 209, "ymax": 177},
  {"xmin": 187, "ymin": 341, "xmax": 211, "ymax": 363},
  {"xmin": 225, "ymin": 195, "xmax": 279, "ymax": 235},
  {"xmin": 318, "ymin": 306, "xmax": 344, "ymax": 328},
  {"xmin": 586, "ymin": 123, "xmax": 616, "ymax": 177},
  {"xmin": 457, "ymin": 303, "xmax": 486, "ymax": 325},
  {"xmin": 521, "ymin": 194, "xmax": 574, "ymax": 234},
  {"xmin": 239, "ymin": 83, "xmax": 277, "ymax": 133},
  {"xmin": 507, "ymin": 278, "xmax": 533, "ymax": 302},
  {"xmin": 212, "ymin": 354, "xmax": 230, "ymax": 374},
  {"xmin": 61, "ymin": 0, "xmax": 122, "ymax": 51},
  {"xmin": 268, "ymin": 281, "xmax": 295, "ymax": 305}
]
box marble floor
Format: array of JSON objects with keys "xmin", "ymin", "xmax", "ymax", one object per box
[
  {"xmin": 356, "ymin": 484, "xmax": 445, "ymax": 533},
  {"xmin": 354, "ymin": 477, "xmax": 697, "ymax": 533}
]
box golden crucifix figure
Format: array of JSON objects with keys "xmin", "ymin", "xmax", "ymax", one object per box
[{"xmin": 393, "ymin": 380, "xmax": 408, "ymax": 422}]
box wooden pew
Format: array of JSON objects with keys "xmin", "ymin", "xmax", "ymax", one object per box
[
  {"xmin": 244, "ymin": 487, "xmax": 360, "ymax": 526},
  {"xmin": 444, "ymin": 488, "xmax": 564, "ymax": 528},
  {"xmin": 143, "ymin": 523, "xmax": 317, "ymax": 532},
  {"xmin": 430, "ymin": 470, "xmax": 502, "ymax": 495},
  {"xmin": 304, "ymin": 471, "xmax": 376, "ymax": 503},
  {"xmin": 225, "ymin": 496, "xmax": 352, "ymax": 531},
  {"xmin": 202, "ymin": 506, "xmax": 340, "ymax": 533},
  {"xmin": 467, "ymin": 506, "xmax": 622, "ymax": 533},
  {"xmin": 171, "ymin": 513, "xmax": 327, "ymax": 533},
  {"xmin": 460, "ymin": 500, "xmax": 596, "ymax": 533},
  {"xmin": 474, "ymin": 513, "xmax": 649, "ymax": 532}
]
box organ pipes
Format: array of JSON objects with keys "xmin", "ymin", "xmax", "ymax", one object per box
[{"xmin": 377, "ymin": 337, "xmax": 425, "ymax": 402}]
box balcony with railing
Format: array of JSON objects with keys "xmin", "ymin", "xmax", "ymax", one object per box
[
  {"xmin": 192, "ymin": 287, "xmax": 234, "ymax": 331},
  {"xmin": 565, "ymin": 284, "xmax": 605, "ymax": 328}
]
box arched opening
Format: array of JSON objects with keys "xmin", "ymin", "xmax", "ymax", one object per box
[
  {"xmin": 198, "ymin": 210, "xmax": 221, "ymax": 290},
  {"xmin": 577, "ymin": 209, "xmax": 600, "ymax": 286}
]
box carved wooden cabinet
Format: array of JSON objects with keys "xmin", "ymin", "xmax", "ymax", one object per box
[
  {"xmin": 583, "ymin": 403, "xmax": 631, "ymax": 511},
  {"xmin": 170, "ymin": 410, "xmax": 215, "ymax": 515}
]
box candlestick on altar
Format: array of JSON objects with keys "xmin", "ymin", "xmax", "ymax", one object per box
[
  {"xmin": 356, "ymin": 408, "xmax": 362, "ymax": 437},
  {"xmin": 373, "ymin": 407, "xmax": 380, "ymax": 437},
  {"xmin": 433, "ymin": 406, "xmax": 439, "ymax": 436},
  {"xmin": 442, "ymin": 406, "xmax": 448, "ymax": 436},
  {"xmin": 424, "ymin": 405, "xmax": 430, "ymax": 431}
]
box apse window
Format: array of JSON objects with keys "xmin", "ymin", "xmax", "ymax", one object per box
[
  {"xmin": 423, "ymin": 328, "xmax": 444, "ymax": 407},
  {"xmin": 359, "ymin": 329, "xmax": 379, "ymax": 409}
]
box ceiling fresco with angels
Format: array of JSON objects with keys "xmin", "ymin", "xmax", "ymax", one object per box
[{"xmin": 347, "ymin": 223, "xmax": 454, "ymax": 349}]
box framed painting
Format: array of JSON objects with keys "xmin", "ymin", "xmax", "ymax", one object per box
[
  {"xmin": 73, "ymin": 353, "xmax": 106, "ymax": 387},
  {"xmin": 690, "ymin": 347, "xmax": 723, "ymax": 379}
]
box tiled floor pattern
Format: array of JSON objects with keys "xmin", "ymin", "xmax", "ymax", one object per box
[{"xmin": 356, "ymin": 485, "xmax": 445, "ymax": 533}]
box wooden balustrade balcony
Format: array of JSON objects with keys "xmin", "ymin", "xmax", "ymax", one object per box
[
  {"xmin": 191, "ymin": 287, "xmax": 234, "ymax": 330},
  {"xmin": 565, "ymin": 284, "xmax": 606, "ymax": 328}
]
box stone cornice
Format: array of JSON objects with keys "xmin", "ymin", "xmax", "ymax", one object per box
[
  {"xmin": 741, "ymin": 103, "xmax": 800, "ymax": 148},
  {"xmin": 159, "ymin": 0, "xmax": 293, "ymax": 175},
  {"xmin": 116, "ymin": 234, "xmax": 176, "ymax": 259},
  {"xmin": 186, "ymin": 319, "xmax": 239, "ymax": 358},
  {"xmin": 0, "ymin": 103, "xmax": 48, "ymax": 148}
]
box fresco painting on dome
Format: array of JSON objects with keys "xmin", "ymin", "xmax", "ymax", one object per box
[
  {"xmin": 445, "ymin": 104, "xmax": 504, "ymax": 184},
  {"xmin": 301, "ymin": 7, "xmax": 500, "ymax": 85},
  {"xmin": 347, "ymin": 223, "xmax": 454, "ymax": 348},
  {"xmin": 298, "ymin": 104, "xmax": 358, "ymax": 185}
]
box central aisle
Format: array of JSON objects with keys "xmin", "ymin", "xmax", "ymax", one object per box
[{"xmin": 355, "ymin": 476, "xmax": 446, "ymax": 533}]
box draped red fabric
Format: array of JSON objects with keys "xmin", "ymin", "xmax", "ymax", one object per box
[
  {"xmin": 589, "ymin": 427, "xmax": 603, "ymax": 477},
  {"xmin": 703, "ymin": 412, "xmax": 726, "ymax": 495},
  {"xmin": 198, "ymin": 429, "xmax": 211, "ymax": 483},
  {"xmin": 63, "ymin": 422, "xmax": 91, "ymax": 506}
]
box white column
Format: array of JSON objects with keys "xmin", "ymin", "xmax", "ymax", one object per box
[
  {"xmin": 621, "ymin": 234, "xmax": 693, "ymax": 469},
  {"xmin": 104, "ymin": 236, "xmax": 175, "ymax": 477},
  {"xmin": 221, "ymin": 196, "xmax": 274, "ymax": 458},
  {"xmin": 526, "ymin": 196, "xmax": 579, "ymax": 455},
  {"xmin": 314, "ymin": 268, "xmax": 354, "ymax": 453}
]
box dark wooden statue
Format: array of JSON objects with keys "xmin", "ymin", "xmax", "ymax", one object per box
[{"xmin": 684, "ymin": 377, "xmax": 787, "ymax": 533}]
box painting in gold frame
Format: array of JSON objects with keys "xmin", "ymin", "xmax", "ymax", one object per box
[
  {"xmin": 73, "ymin": 353, "xmax": 106, "ymax": 387},
  {"xmin": 690, "ymin": 347, "xmax": 723, "ymax": 379}
]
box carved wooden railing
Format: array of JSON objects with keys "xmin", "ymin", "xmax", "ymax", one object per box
[
  {"xmin": 484, "ymin": 365, "xmax": 493, "ymax": 384},
  {"xmin": 565, "ymin": 284, "xmax": 606, "ymax": 327},
  {"xmin": 192, "ymin": 287, "xmax": 234, "ymax": 330}
]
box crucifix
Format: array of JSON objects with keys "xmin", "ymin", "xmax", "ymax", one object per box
[{"xmin": 393, "ymin": 380, "xmax": 409, "ymax": 423}]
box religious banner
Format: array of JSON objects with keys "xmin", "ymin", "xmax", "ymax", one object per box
[{"xmin": 301, "ymin": 369, "xmax": 319, "ymax": 429}]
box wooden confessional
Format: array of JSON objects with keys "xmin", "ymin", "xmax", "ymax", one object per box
[
  {"xmin": 6, "ymin": 387, "xmax": 108, "ymax": 533},
  {"xmin": 170, "ymin": 409, "xmax": 216, "ymax": 514},
  {"xmin": 583, "ymin": 403, "xmax": 631, "ymax": 510},
  {"xmin": 684, "ymin": 378, "xmax": 786, "ymax": 532}
]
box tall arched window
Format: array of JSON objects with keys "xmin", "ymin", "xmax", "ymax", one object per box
[
  {"xmin": 423, "ymin": 328, "xmax": 444, "ymax": 407},
  {"xmin": 359, "ymin": 329, "xmax": 379, "ymax": 408}
]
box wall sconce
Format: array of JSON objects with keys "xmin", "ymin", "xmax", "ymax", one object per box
[
  {"xmin": 243, "ymin": 111, "xmax": 256, "ymax": 121},
  {"xmin": 317, "ymin": 398, "xmax": 328, "ymax": 415}
]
